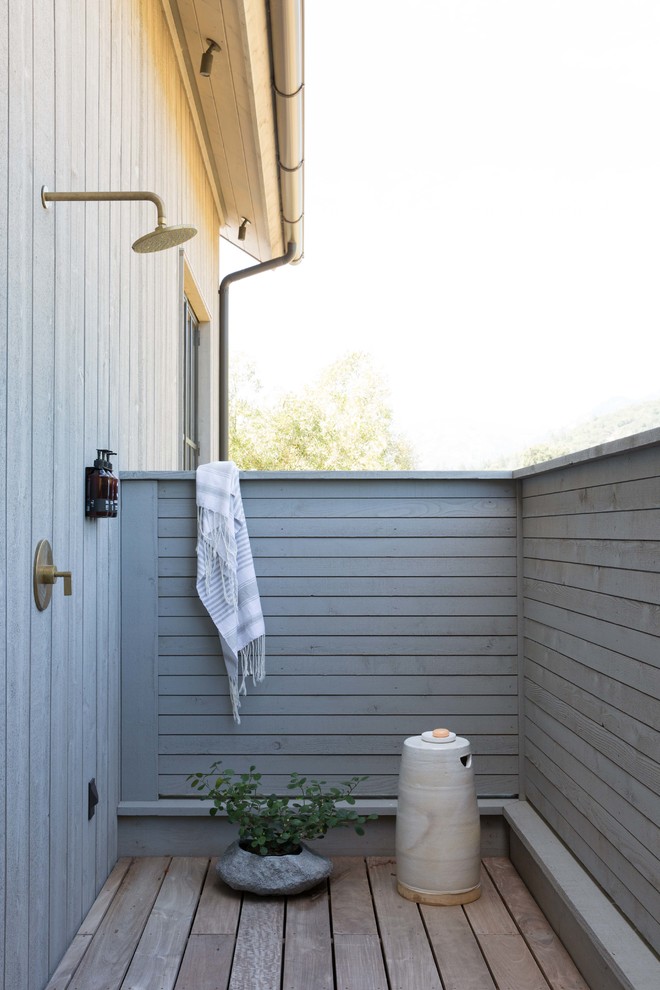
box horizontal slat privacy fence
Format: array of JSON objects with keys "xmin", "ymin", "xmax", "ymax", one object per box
[
  {"xmin": 121, "ymin": 472, "xmax": 519, "ymax": 805},
  {"xmin": 519, "ymin": 442, "xmax": 660, "ymax": 951}
]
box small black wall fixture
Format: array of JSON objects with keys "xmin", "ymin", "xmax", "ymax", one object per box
[
  {"xmin": 200, "ymin": 39, "xmax": 221, "ymax": 77},
  {"xmin": 88, "ymin": 779, "xmax": 99, "ymax": 820}
]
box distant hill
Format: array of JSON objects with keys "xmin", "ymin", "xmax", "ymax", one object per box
[{"xmin": 487, "ymin": 396, "xmax": 660, "ymax": 469}]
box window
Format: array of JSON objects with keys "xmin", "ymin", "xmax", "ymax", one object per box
[{"xmin": 182, "ymin": 295, "xmax": 200, "ymax": 469}]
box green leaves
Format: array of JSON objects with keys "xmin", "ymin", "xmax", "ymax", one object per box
[
  {"xmin": 229, "ymin": 352, "xmax": 416, "ymax": 470},
  {"xmin": 186, "ymin": 763, "xmax": 378, "ymax": 857}
]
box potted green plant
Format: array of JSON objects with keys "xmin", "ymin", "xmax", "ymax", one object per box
[{"xmin": 187, "ymin": 763, "xmax": 378, "ymax": 895}]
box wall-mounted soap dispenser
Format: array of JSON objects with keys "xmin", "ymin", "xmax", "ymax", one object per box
[{"xmin": 86, "ymin": 450, "xmax": 119, "ymax": 518}]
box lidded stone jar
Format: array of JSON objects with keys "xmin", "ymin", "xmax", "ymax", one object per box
[{"xmin": 395, "ymin": 727, "xmax": 481, "ymax": 904}]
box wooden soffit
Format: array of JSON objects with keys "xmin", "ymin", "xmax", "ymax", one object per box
[{"xmin": 164, "ymin": 0, "xmax": 285, "ymax": 261}]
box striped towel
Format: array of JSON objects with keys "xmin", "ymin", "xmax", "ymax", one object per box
[{"xmin": 196, "ymin": 461, "xmax": 265, "ymax": 722}]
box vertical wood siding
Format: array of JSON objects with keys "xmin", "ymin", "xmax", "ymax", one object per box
[
  {"xmin": 121, "ymin": 473, "xmax": 520, "ymax": 804},
  {"xmin": 521, "ymin": 444, "xmax": 660, "ymax": 950},
  {"xmin": 0, "ymin": 1, "xmax": 220, "ymax": 986}
]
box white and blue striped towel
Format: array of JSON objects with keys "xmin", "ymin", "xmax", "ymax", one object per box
[{"xmin": 196, "ymin": 461, "xmax": 265, "ymax": 722}]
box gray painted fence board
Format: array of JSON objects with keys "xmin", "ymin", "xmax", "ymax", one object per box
[
  {"xmin": 159, "ymin": 635, "xmax": 519, "ymax": 656},
  {"xmin": 520, "ymin": 446, "xmax": 660, "ymax": 495},
  {"xmin": 159, "ymin": 654, "xmax": 519, "ymax": 676},
  {"xmin": 160, "ymin": 535, "xmax": 517, "ymax": 558},
  {"xmin": 522, "ymin": 476, "xmax": 660, "ymax": 517},
  {"xmin": 159, "ymin": 614, "xmax": 518, "ymax": 637},
  {"xmin": 160, "ymin": 774, "xmax": 517, "ymax": 801},
  {"xmin": 158, "ymin": 477, "xmax": 517, "ymax": 499},
  {"xmin": 157, "ymin": 694, "xmax": 518, "ymax": 718},
  {"xmin": 524, "ymin": 556, "xmax": 660, "ymax": 605},
  {"xmin": 523, "ymin": 509, "xmax": 660, "ymax": 541},
  {"xmin": 159, "ymin": 575, "xmax": 519, "ymax": 597},
  {"xmin": 161, "ymin": 494, "xmax": 518, "ymax": 519},
  {"xmin": 160, "ymin": 595, "xmax": 518, "ymax": 618},
  {"xmin": 162, "ymin": 515, "xmax": 517, "ymax": 539},
  {"xmin": 523, "ymin": 536, "xmax": 660, "ymax": 572},
  {"xmin": 121, "ymin": 482, "xmax": 160, "ymax": 801},
  {"xmin": 158, "ymin": 714, "xmax": 518, "ymax": 734},
  {"xmin": 157, "ymin": 733, "xmax": 518, "ymax": 756},
  {"xmin": 157, "ymin": 674, "xmax": 517, "ymax": 696},
  {"xmin": 159, "ymin": 555, "xmax": 518, "ymax": 578},
  {"xmin": 159, "ymin": 754, "xmax": 518, "ymax": 775}
]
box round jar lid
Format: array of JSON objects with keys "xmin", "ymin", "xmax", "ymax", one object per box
[{"xmin": 421, "ymin": 727, "xmax": 457, "ymax": 744}]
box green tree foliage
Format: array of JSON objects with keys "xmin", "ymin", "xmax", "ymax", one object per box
[
  {"xmin": 230, "ymin": 351, "xmax": 416, "ymax": 470},
  {"xmin": 488, "ymin": 397, "xmax": 660, "ymax": 469}
]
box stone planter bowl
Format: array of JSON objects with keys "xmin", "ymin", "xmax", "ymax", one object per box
[{"xmin": 216, "ymin": 841, "xmax": 333, "ymax": 895}]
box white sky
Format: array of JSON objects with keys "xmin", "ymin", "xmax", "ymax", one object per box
[{"xmin": 221, "ymin": 0, "xmax": 660, "ymax": 468}]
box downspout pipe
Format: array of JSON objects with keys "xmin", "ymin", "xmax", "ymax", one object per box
[{"xmin": 218, "ymin": 241, "xmax": 298, "ymax": 459}]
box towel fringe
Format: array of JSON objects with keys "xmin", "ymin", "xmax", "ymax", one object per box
[{"xmin": 239, "ymin": 634, "xmax": 266, "ymax": 692}]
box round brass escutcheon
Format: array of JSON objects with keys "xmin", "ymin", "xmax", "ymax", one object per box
[
  {"xmin": 34, "ymin": 539, "xmax": 54, "ymax": 611},
  {"xmin": 33, "ymin": 539, "xmax": 72, "ymax": 610}
]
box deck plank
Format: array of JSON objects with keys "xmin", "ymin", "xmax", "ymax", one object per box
[
  {"xmin": 229, "ymin": 895, "xmax": 285, "ymax": 990},
  {"xmin": 333, "ymin": 934, "xmax": 388, "ymax": 990},
  {"xmin": 477, "ymin": 934, "xmax": 551, "ymax": 990},
  {"xmin": 174, "ymin": 934, "xmax": 235, "ymax": 990},
  {"xmin": 282, "ymin": 883, "xmax": 333, "ymax": 990},
  {"xmin": 44, "ymin": 935, "xmax": 93, "ymax": 990},
  {"xmin": 192, "ymin": 859, "xmax": 242, "ymax": 934},
  {"xmin": 466, "ymin": 867, "xmax": 550, "ymax": 990},
  {"xmin": 121, "ymin": 857, "xmax": 208, "ymax": 990},
  {"xmin": 69, "ymin": 857, "xmax": 170, "ymax": 990},
  {"xmin": 367, "ymin": 857, "xmax": 443, "ymax": 990},
  {"xmin": 421, "ymin": 905, "xmax": 497, "ymax": 990},
  {"xmin": 331, "ymin": 858, "xmax": 389, "ymax": 990},
  {"xmin": 45, "ymin": 859, "xmax": 134, "ymax": 989},
  {"xmin": 79, "ymin": 858, "xmax": 134, "ymax": 935},
  {"xmin": 484, "ymin": 857, "xmax": 590, "ymax": 990},
  {"xmin": 330, "ymin": 857, "xmax": 379, "ymax": 934},
  {"xmin": 464, "ymin": 865, "xmax": 518, "ymax": 934}
]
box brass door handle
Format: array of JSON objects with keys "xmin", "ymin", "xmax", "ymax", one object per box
[{"xmin": 34, "ymin": 540, "xmax": 73, "ymax": 610}]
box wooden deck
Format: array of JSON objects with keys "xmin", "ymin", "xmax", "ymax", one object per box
[{"xmin": 46, "ymin": 855, "xmax": 590, "ymax": 990}]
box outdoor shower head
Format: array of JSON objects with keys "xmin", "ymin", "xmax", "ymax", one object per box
[
  {"xmin": 40, "ymin": 187, "xmax": 197, "ymax": 253},
  {"xmin": 132, "ymin": 223, "xmax": 198, "ymax": 253}
]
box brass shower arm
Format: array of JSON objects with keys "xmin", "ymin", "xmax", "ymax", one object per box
[
  {"xmin": 40, "ymin": 186, "xmax": 197, "ymax": 252},
  {"xmin": 41, "ymin": 187, "xmax": 168, "ymax": 226}
]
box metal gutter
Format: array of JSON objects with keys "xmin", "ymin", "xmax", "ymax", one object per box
[
  {"xmin": 218, "ymin": 240, "xmax": 298, "ymax": 458},
  {"xmin": 270, "ymin": 0, "xmax": 304, "ymax": 262}
]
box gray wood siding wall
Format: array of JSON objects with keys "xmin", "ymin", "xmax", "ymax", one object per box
[
  {"xmin": 520, "ymin": 444, "xmax": 660, "ymax": 951},
  {"xmin": 121, "ymin": 473, "xmax": 520, "ymax": 805},
  {"xmin": 0, "ymin": 2, "xmax": 220, "ymax": 987}
]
